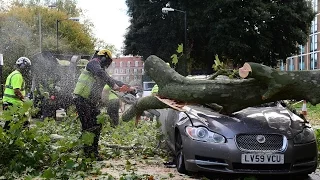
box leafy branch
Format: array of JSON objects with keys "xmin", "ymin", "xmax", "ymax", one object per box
[
  {"xmin": 170, "ymin": 43, "xmax": 184, "ymax": 66},
  {"xmin": 209, "ymin": 55, "xmax": 239, "ymax": 79}
]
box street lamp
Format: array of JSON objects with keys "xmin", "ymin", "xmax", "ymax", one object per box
[
  {"xmin": 56, "ymin": 17, "xmax": 80, "ymax": 53},
  {"xmin": 162, "ymin": 6, "xmax": 187, "ymax": 75}
]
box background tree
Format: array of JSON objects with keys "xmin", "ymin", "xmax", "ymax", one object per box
[
  {"xmin": 95, "ymin": 39, "xmax": 118, "ymax": 57},
  {"xmin": 124, "ymin": 0, "xmax": 183, "ymax": 65},
  {"xmin": 0, "ymin": 0, "xmax": 96, "ymax": 81},
  {"xmin": 124, "ymin": 0, "xmax": 315, "ymax": 74}
]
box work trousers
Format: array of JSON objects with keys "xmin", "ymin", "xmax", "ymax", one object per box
[
  {"xmin": 73, "ymin": 96, "xmax": 102, "ymax": 157},
  {"xmin": 107, "ymin": 99, "xmax": 120, "ymax": 127}
]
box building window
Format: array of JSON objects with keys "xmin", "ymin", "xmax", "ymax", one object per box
[
  {"xmin": 126, "ymin": 69, "xmax": 130, "ymax": 74},
  {"xmin": 315, "ymin": 52, "xmax": 318, "ymax": 69},
  {"xmin": 112, "ymin": 62, "xmax": 115, "ymax": 67},
  {"xmin": 121, "ymin": 76, "xmax": 124, "ymax": 81},
  {"xmin": 310, "ymin": 35, "xmax": 314, "ymax": 52},
  {"xmin": 126, "ymin": 76, "xmax": 129, "ymax": 82},
  {"xmin": 289, "ymin": 58, "xmax": 294, "ymax": 71},
  {"xmin": 315, "ymin": 34, "xmax": 318, "ymax": 51},
  {"xmin": 134, "ymin": 75, "xmax": 137, "ymax": 80},
  {"xmin": 134, "ymin": 69, "xmax": 137, "ymax": 74},
  {"xmin": 127, "ymin": 61, "xmax": 131, "ymax": 67},
  {"xmin": 315, "ymin": 16, "xmax": 318, "ymax": 32},
  {"xmin": 120, "ymin": 69, "xmax": 124, "ymax": 73},
  {"xmin": 310, "ymin": 53, "xmax": 315, "ymax": 70},
  {"xmin": 135, "ymin": 61, "xmax": 139, "ymax": 67},
  {"xmin": 115, "ymin": 69, "xmax": 118, "ymax": 74},
  {"xmin": 120, "ymin": 61, "xmax": 123, "ymax": 67},
  {"xmin": 299, "ymin": 56, "xmax": 305, "ymax": 70},
  {"xmin": 279, "ymin": 60, "xmax": 284, "ymax": 71},
  {"xmin": 300, "ymin": 45, "xmax": 305, "ymax": 54}
]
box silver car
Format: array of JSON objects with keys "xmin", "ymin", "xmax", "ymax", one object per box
[{"xmin": 160, "ymin": 102, "xmax": 318, "ymax": 175}]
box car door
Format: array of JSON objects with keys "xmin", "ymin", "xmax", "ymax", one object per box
[{"xmin": 165, "ymin": 109, "xmax": 180, "ymax": 148}]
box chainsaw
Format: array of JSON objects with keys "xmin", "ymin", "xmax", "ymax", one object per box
[{"xmin": 110, "ymin": 89, "xmax": 160, "ymax": 118}]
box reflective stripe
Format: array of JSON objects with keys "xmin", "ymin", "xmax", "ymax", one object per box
[
  {"xmin": 5, "ymin": 85, "xmax": 24, "ymax": 91},
  {"xmin": 5, "ymin": 72, "xmax": 25, "ymax": 91},
  {"xmin": 3, "ymin": 93, "xmax": 20, "ymax": 99},
  {"xmin": 73, "ymin": 69, "xmax": 95, "ymax": 98},
  {"xmin": 77, "ymin": 79, "xmax": 94, "ymax": 85},
  {"xmin": 3, "ymin": 70, "xmax": 25, "ymax": 105}
]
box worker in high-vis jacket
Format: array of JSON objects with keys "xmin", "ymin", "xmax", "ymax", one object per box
[
  {"xmin": 151, "ymin": 63, "xmax": 170, "ymax": 96},
  {"xmin": 3, "ymin": 57, "xmax": 32, "ymax": 130},
  {"xmin": 73, "ymin": 49, "xmax": 134, "ymax": 160},
  {"xmin": 101, "ymin": 84, "xmax": 120, "ymax": 127}
]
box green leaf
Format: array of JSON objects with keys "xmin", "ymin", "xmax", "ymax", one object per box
[
  {"xmin": 125, "ymin": 160, "xmax": 132, "ymax": 171},
  {"xmin": 97, "ymin": 113, "xmax": 108, "ymax": 125},
  {"xmin": 66, "ymin": 159, "xmax": 75, "ymax": 169},
  {"xmin": 171, "ymin": 54, "xmax": 178, "ymax": 65},
  {"xmin": 42, "ymin": 168, "xmax": 55, "ymax": 179},
  {"xmin": 176, "ymin": 43, "xmax": 183, "ymax": 54},
  {"xmin": 81, "ymin": 132, "xmax": 95, "ymax": 145},
  {"xmin": 24, "ymin": 176, "xmax": 33, "ymax": 180},
  {"xmin": 22, "ymin": 99, "xmax": 33, "ymax": 112},
  {"xmin": 14, "ymin": 138, "xmax": 25, "ymax": 147}
]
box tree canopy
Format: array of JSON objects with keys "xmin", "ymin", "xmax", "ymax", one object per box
[
  {"xmin": 0, "ymin": 0, "xmax": 116, "ymax": 78},
  {"xmin": 124, "ymin": 0, "xmax": 315, "ymax": 74}
]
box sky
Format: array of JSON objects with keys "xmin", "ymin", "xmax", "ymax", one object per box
[{"xmin": 77, "ymin": 0, "xmax": 130, "ymax": 53}]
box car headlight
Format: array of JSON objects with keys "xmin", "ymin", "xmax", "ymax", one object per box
[
  {"xmin": 293, "ymin": 128, "xmax": 315, "ymax": 144},
  {"xmin": 185, "ymin": 126, "xmax": 226, "ymax": 143}
]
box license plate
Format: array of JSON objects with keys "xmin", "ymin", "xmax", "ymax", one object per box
[{"xmin": 241, "ymin": 153, "xmax": 284, "ymax": 164}]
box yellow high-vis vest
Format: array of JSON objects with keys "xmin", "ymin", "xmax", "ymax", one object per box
[
  {"xmin": 73, "ymin": 69, "xmax": 95, "ymax": 98},
  {"xmin": 3, "ymin": 70, "xmax": 25, "ymax": 105}
]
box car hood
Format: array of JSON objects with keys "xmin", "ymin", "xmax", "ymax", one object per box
[{"xmin": 185, "ymin": 105, "xmax": 306, "ymax": 139}]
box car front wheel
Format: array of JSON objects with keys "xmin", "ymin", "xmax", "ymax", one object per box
[{"xmin": 175, "ymin": 132, "xmax": 187, "ymax": 174}]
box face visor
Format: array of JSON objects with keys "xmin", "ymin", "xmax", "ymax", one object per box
[{"xmin": 100, "ymin": 56, "xmax": 113, "ymax": 68}]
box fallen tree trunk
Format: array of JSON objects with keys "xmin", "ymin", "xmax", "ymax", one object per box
[{"xmin": 122, "ymin": 55, "xmax": 320, "ymax": 121}]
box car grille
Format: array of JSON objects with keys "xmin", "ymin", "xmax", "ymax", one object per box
[
  {"xmin": 232, "ymin": 163, "xmax": 291, "ymax": 172},
  {"xmin": 236, "ymin": 134, "xmax": 285, "ymax": 152}
]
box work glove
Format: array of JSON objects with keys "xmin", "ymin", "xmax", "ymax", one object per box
[{"xmin": 119, "ymin": 85, "xmax": 130, "ymax": 92}]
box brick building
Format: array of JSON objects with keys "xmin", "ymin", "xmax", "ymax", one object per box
[
  {"xmin": 283, "ymin": 0, "xmax": 319, "ymax": 70},
  {"xmin": 106, "ymin": 56, "xmax": 144, "ymax": 86}
]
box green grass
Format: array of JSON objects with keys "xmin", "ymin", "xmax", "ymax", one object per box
[{"xmin": 291, "ymin": 101, "xmax": 320, "ymax": 126}]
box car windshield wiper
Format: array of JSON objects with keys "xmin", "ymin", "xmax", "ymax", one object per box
[{"xmin": 203, "ymin": 103, "xmax": 223, "ymax": 112}]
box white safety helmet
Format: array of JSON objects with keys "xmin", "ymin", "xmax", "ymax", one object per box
[{"xmin": 16, "ymin": 57, "xmax": 31, "ymax": 69}]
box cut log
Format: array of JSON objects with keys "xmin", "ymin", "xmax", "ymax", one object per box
[
  {"xmin": 121, "ymin": 55, "xmax": 320, "ymax": 122},
  {"xmin": 122, "ymin": 96, "xmax": 169, "ymax": 122}
]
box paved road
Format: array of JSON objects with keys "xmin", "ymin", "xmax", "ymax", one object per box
[
  {"xmin": 306, "ymin": 170, "xmax": 320, "ymax": 180},
  {"xmin": 184, "ymin": 169, "xmax": 320, "ymax": 180}
]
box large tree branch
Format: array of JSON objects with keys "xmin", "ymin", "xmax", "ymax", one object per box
[
  {"xmin": 122, "ymin": 96, "xmax": 168, "ymax": 122},
  {"xmin": 121, "ymin": 55, "xmax": 320, "ymax": 121}
]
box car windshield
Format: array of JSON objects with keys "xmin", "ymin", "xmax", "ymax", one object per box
[
  {"xmin": 143, "ymin": 82, "xmax": 156, "ymax": 91},
  {"xmin": 201, "ymin": 101, "xmax": 285, "ymax": 114},
  {"xmin": 252, "ymin": 101, "xmax": 280, "ymax": 108}
]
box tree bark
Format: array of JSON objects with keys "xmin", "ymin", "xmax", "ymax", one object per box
[{"xmin": 121, "ymin": 55, "xmax": 320, "ymax": 122}]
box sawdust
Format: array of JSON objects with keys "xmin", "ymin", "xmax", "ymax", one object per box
[{"xmin": 100, "ymin": 158, "xmax": 200, "ymax": 180}]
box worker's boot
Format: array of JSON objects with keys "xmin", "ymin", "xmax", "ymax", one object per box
[{"xmin": 83, "ymin": 126, "xmax": 103, "ymax": 161}]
